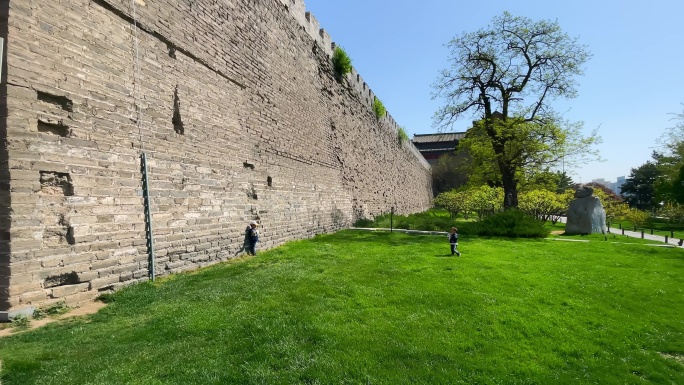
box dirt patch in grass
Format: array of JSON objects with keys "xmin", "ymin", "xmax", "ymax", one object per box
[
  {"xmin": 0, "ymin": 300, "xmax": 107, "ymax": 338},
  {"xmin": 550, "ymin": 230, "xmax": 565, "ymax": 235}
]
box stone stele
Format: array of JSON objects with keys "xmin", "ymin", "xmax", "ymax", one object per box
[{"xmin": 565, "ymin": 186, "xmax": 607, "ymax": 234}]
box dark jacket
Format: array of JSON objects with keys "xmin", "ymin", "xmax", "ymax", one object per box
[
  {"xmin": 246, "ymin": 226, "xmax": 259, "ymax": 244},
  {"xmin": 449, "ymin": 232, "xmax": 458, "ymax": 244}
]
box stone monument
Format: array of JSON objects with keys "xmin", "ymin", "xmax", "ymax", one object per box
[{"xmin": 565, "ymin": 186, "xmax": 607, "ymax": 234}]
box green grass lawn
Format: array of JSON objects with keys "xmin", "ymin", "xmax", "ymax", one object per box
[{"xmin": 1, "ymin": 231, "xmax": 683, "ymax": 384}]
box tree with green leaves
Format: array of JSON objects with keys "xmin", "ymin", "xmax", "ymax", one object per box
[
  {"xmin": 621, "ymin": 161, "xmax": 660, "ymax": 211},
  {"xmin": 433, "ymin": 12, "xmax": 598, "ymax": 209},
  {"xmin": 434, "ymin": 189, "xmax": 471, "ymax": 219},
  {"xmin": 555, "ymin": 171, "xmax": 574, "ymax": 193},
  {"xmin": 654, "ymin": 105, "xmax": 684, "ymax": 204},
  {"xmin": 466, "ymin": 185, "xmax": 504, "ymax": 218},
  {"xmin": 431, "ymin": 153, "xmax": 470, "ymax": 196},
  {"xmin": 518, "ymin": 189, "xmax": 566, "ymax": 223}
]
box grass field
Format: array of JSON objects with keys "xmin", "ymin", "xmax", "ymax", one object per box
[{"xmin": 1, "ymin": 231, "xmax": 683, "ymax": 384}]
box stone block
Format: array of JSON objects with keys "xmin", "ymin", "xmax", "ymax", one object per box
[
  {"xmin": 51, "ymin": 283, "xmax": 90, "ymax": 298},
  {"xmin": 89, "ymin": 275, "xmax": 121, "ymax": 290}
]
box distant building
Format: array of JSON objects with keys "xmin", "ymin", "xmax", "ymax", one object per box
[
  {"xmin": 591, "ymin": 177, "xmax": 626, "ymax": 195},
  {"xmin": 411, "ymin": 132, "xmax": 467, "ymax": 166},
  {"xmin": 614, "ymin": 176, "xmax": 626, "ymax": 195}
]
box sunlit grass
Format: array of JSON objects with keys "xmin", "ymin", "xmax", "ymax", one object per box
[{"xmin": 1, "ymin": 231, "xmax": 683, "ymax": 384}]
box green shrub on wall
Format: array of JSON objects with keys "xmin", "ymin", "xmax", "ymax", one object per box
[
  {"xmin": 373, "ymin": 96, "xmax": 386, "ymax": 120},
  {"xmin": 332, "ymin": 46, "xmax": 352, "ymax": 78},
  {"xmin": 397, "ymin": 126, "xmax": 409, "ymax": 144}
]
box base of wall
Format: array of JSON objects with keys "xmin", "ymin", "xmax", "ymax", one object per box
[{"xmin": 0, "ymin": 306, "xmax": 36, "ymax": 322}]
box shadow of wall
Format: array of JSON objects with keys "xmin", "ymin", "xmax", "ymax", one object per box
[{"xmin": 0, "ymin": 0, "xmax": 11, "ymax": 312}]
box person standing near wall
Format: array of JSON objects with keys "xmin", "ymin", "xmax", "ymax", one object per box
[{"xmin": 245, "ymin": 221, "xmax": 260, "ymax": 256}]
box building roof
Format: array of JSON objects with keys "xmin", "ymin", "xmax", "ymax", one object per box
[{"xmin": 411, "ymin": 132, "xmax": 467, "ymax": 143}]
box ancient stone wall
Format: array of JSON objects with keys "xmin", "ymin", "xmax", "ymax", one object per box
[{"xmin": 0, "ymin": 0, "xmax": 432, "ymax": 317}]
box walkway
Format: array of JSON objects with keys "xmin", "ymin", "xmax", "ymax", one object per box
[{"xmin": 555, "ymin": 217, "xmax": 684, "ymax": 249}]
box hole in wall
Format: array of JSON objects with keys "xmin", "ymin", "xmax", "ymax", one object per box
[
  {"xmin": 243, "ymin": 162, "xmax": 255, "ymax": 170},
  {"xmin": 40, "ymin": 171, "xmax": 74, "ymax": 196},
  {"xmin": 167, "ymin": 42, "xmax": 177, "ymax": 59},
  {"xmin": 66, "ymin": 226, "xmax": 75, "ymax": 245},
  {"xmin": 36, "ymin": 90, "xmax": 73, "ymax": 112},
  {"xmin": 38, "ymin": 120, "xmax": 70, "ymax": 137},
  {"xmin": 267, "ymin": 176, "xmax": 272, "ymax": 187}
]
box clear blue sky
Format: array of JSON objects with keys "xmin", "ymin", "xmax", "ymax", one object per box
[{"xmin": 304, "ymin": 0, "xmax": 684, "ymax": 184}]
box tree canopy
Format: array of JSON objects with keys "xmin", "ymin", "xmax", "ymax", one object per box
[
  {"xmin": 653, "ymin": 105, "xmax": 684, "ymax": 204},
  {"xmin": 621, "ymin": 161, "xmax": 660, "ymax": 211},
  {"xmin": 433, "ymin": 12, "xmax": 597, "ymax": 208}
]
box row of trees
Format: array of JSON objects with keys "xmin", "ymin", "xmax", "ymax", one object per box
[{"xmin": 434, "ymin": 185, "xmax": 652, "ymax": 226}]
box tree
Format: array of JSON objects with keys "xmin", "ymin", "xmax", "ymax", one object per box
[
  {"xmin": 555, "ymin": 171, "xmax": 574, "ymax": 193},
  {"xmin": 466, "ymin": 185, "xmax": 504, "ymax": 218},
  {"xmin": 654, "ymin": 105, "xmax": 684, "ymax": 204},
  {"xmin": 431, "ymin": 153, "xmax": 469, "ymax": 196},
  {"xmin": 434, "ymin": 189, "xmax": 471, "ymax": 219},
  {"xmin": 433, "ymin": 12, "xmax": 597, "ymax": 209},
  {"xmin": 621, "ymin": 161, "xmax": 660, "ymax": 211},
  {"xmin": 518, "ymin": 189, "xmax": 566, "ymax": 223}
]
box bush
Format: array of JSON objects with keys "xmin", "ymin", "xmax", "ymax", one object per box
[
  {"xmin": 33, "ymin": 301, "xmax": 69, "ymax": 319},
  {"xmin": 468, "ymin": 209, "xmax": 550, "ymax": 238},
  {"xmin": 11, "ymin": 314, "xmax": 30, "ymax": 330},
  {"xmin": 352, "ymin": 209, "xmax": 455, "ymax": 231},
  {"xmin": 353, "ymin": 218, "xmax": 375, "ymax": 228},
  {"xmin": 332, "ymin": 46, "xmax": 352, "ymax": 78},
  {"xmin": 397, "ymin": 126, "xmax": 409, "ymax": 144},
  {"xmin": 373, "ymin": 96, "xmax": 386, "ymax": 120}
]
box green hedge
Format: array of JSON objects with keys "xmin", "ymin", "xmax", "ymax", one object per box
[
  {"xmin": 461, "ymin": 209, "xmax": 550, "ymax": 238},
  {"xmin": 354, "ymin": 209, "xmax": 549, "ymax": 238}
]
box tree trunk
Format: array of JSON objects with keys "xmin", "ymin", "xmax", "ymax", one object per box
[{"xmin": 500, "ymin": 165, "xmax": 518, "ymax": 209}]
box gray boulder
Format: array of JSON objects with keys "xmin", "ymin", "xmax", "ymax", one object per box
[{"xmin": 565, "ymin": 187, "xmax": 607, "ymax": 234}]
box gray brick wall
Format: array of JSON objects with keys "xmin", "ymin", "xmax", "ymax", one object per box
[{"xmin": 0, "ymin": 0, "xmax": 432, "ymax": 314}]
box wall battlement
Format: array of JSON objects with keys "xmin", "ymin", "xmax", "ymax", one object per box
[{"xmin": 276, "ymin": 0, "xmax": 428, "ymax": 169}]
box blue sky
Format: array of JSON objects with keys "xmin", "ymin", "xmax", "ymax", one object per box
[{"xmin": 304, "ymin": 0, "xmax": 684, "ymax": 184}]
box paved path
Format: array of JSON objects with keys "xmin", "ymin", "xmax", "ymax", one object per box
[
  {"xmin": 605, "ymin": 227, "xmax": 684, "ymax": 248},
  {"xmin": 555, "ymin": 217, "xmax": 684, "ymax": 249}
]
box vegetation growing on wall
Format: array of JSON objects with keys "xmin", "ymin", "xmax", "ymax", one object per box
[
  {"xmin": 332, "ymin": 46, "xmax": 352, "ymax": 78},
  {"xmin": 373, "ymin": 96, "xmax": 386, "ymax": 120},
  {"xmin": 397, "ymin": 126, "xmax": 409, "ymax": 144}
]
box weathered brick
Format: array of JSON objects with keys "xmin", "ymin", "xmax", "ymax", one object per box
[
  {"xmin": 91, "ymin": 259, "xmax": 119, "ymax": 270},
  {"xmin": 51, "ymin": 283, "xmax": 89, "ymax": 298},
  {"xmin": 20, "ymin": 289, "xmax": 49, "ymax": 304},
  {"xmin": 89, "ymin": 275, "xmax": 121, "ymax": 290},
  {"xmin": 3, "ymin": 0, "xmax": 432, "ymax": 312}
]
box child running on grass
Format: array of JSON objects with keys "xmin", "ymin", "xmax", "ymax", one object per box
[{"xmin": 449, "ymin": 227, "xmax": 461, "ymax": 257}]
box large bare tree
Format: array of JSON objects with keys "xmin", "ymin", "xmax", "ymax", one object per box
[{"xmin": 433, "ymin": 12, "xmax": 595, "ymax": 208}]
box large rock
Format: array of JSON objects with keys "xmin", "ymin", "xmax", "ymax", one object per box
[{"xmin": 565, "ymin": 187, "xmax": 607, "ymax": 234}]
